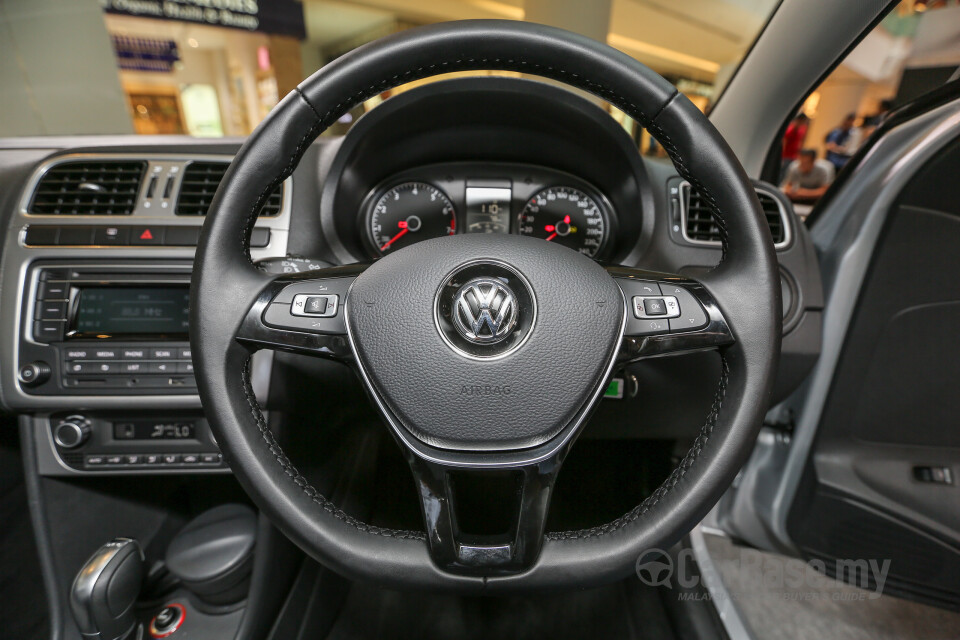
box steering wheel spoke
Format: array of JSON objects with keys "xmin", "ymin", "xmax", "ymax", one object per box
[
  {"xmin": 406, "ymin": 453, "xmax": 562, "ymax": 575},
  {"xmin": 607, "ymin": 266, "xmax": 734, "ymax": 365},
  {"xmin": 234, "ymin": 264, "xmax": 367, "ymax": 361}
]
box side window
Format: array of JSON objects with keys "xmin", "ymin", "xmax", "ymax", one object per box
[{"xmin": 774, "ymin": 1, "xmax": 960, "ymax": 218}]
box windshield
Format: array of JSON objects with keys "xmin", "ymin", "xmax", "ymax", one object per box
[{"xmin": 1, "ymin": 0, "xmax": 780, "ymax": 139}]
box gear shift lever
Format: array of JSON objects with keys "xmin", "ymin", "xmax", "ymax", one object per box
[{"xmin": 70, "ymin": 538, "xmax": 144, "ymax": 640}]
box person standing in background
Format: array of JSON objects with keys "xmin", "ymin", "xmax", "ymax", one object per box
[
  {"xmin": 825, "ymin": 113, "xmax": 857, "ymax": 172},
  {"xmin": 781, "ymin": 113, "xmax": 810, "ymax": 182}
]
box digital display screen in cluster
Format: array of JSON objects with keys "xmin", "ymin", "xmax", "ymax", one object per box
[{"xmin": 73, "ymin": 287, "xmax": 190, "ymax": 337}]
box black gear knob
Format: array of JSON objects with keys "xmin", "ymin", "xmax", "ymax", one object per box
[{"xmin": 70, "ymin": 538, "xmax": 144, "ymax": 640}]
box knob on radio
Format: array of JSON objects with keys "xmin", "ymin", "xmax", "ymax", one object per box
[
  {"xmin": 18, "ymin": 361, "xmax": 51, "ymax": 387},
  {"xmin": 54, "ymin": 415, "xmax": 91, "ymax": 449}
]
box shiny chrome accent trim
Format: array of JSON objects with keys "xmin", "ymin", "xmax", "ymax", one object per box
[
  {"xmin": 679, "ymin": 181, "xmax": 792, "ymax": 250},
  {"xmin": 451, "ymin": 277, "xmax": 517, "ymax": 344},
  {"xmin": 18, "ymin": 152, "xmax": 291, "ymax": 223},
  {"xmin": 432, "ymin": 259, "xmax": 538, "ymax": 362},
  {"xmin": 689, "ymin": 525, "xmax": 756, "ymax": 640}
]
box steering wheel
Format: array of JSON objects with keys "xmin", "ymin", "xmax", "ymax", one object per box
[{"xmin": 191, "ymin": 20, "xmax": 780, "ymax": 592}]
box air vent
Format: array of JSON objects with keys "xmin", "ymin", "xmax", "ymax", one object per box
[
  {"xmin": 29, "ymin": 160, "xmax": 146, "ymax": 215},
  {"xmin": 176, "ymin": 162, "xmax": 283, "ymax": 216},
  {"xmin": 757, "ymin": 191, "xmax": 786, "ymax": 244},
  {"xmin": 682, "ymin": 183, "xmax": 789, "ymax": 248}
]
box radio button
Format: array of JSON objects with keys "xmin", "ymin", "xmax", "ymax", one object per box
[
  {"xmin": 40, "ymin": 269, "xmax": 69, "ymax": 281},
  {"xmin": 151, "ymin": 348, "xmax": 175, "ymax": 359},
  {"xmin": 34, "ymin": 320, "xmax": 64, "ymax": 342},
  {"xmin": 121, "ymin": 349, "xmax": 146, "ymax": 359},
  {"xmin": 35, "ymin": 301, "xmax": 67, "ymax": 320},
  {"xmin": 64, "ymin": 349, "xmax": 89, "ymax": 360},
  {"xmin": 37, "ymin": 282, "xmax": 68, "ymax": 300},
  {"xmin": 250, "ymin": 228, "xmax": 271, "ymax": 247}
]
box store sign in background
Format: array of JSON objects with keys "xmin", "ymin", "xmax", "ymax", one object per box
[{"xmin": 101, "ymin": 0, "xmax": 306, "ymax": 39}]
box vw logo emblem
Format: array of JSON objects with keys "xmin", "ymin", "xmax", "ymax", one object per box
[{"xmin": 452, "ymin": 278, "xmax": 518, "ymax": 344}]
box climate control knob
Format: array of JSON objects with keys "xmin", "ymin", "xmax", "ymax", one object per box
[{"xmin": 54, "ymin": 416, "xmax": 91, "ymax": 449}]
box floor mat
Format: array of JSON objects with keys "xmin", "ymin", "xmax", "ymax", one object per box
[{"xmin": 703, "ymin": 533, "xmax": 960, "ymax": 640}]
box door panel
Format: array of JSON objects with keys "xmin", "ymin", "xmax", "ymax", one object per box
[{"xmin": 787, "ymin": 136, "xmax": 960, "ymax": 610}]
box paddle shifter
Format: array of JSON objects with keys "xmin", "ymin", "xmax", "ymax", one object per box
[{"xmin": 70, "ymin": 538, "xmax": 144, "ymax": 640}]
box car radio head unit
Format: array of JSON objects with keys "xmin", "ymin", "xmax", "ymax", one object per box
[{"xmin": 19, "ymin": 263, "xmax": 197, "ymax": 396}]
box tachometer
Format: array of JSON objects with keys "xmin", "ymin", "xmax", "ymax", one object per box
[
  {"xmin": 368, "ymin": 182, "xmax": 455, "ymax": 254},
  {"xmin": 517, "ymin": 186, "xmax": 607, "ymax": 257}
]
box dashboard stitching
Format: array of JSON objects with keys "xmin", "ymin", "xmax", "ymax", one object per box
[
  {"xmin": 240, "ymin": 358, "xmax": 425, "ymax": 540},
  {"xmin": 546, "ymin": 354, "xmax": 730, "ymax": 541}
]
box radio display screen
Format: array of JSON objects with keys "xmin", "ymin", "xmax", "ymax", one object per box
[{"xmin": 72, "ymin": 287, "xmax": 190, "ymax": 337}]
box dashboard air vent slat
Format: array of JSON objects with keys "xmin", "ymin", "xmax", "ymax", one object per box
[
  {"xmin": 684, "ymin": 185, "xmax": 788, "ymax": 246},
  {"xmin": 757, "ymin": 192, "xmax": 786, "ymax": 244},
  {"xmin": 29, "ymin": 161, "xmax": 146, "ymax": 215},
  {"xmin": 176, "ymin": 162, "xmax": 282, "ymax": 217}
]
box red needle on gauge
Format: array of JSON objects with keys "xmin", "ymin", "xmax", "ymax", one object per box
[
  {"xmin": 380, "ymin": 220, "xmax": 408, "ymax": 251},
  {"xmin": 545, "ymin": 215, "xmax": 571, "ymax": 242}
]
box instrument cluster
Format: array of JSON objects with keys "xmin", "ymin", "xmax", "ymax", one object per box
[{"xmin": 360, "ymin": 163, "xmax": 616, "ymax": 260}]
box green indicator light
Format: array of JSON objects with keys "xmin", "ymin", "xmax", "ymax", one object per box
[{"xmin": 604, "ymin": 378, "xmax": 624, "ymax": 399}]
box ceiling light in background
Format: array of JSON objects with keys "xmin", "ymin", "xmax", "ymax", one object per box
[
  {"xmin": 606, "ymin": 33, "xmax": 720, "ymax": 74},
  {"xmin": 187, "ymin": 37, "xmax": 199, "ymax": 48}
]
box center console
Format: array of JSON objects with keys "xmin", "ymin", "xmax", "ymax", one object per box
[{"xmin": 1, "ymin": 153, "xmax": 291, "ymax": 477}]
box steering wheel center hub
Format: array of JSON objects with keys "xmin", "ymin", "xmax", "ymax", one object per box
[{"xmin": 346, "ymin": 234, "xmax": 624, "ymax": 452}]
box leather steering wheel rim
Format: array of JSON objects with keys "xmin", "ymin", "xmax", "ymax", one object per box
[{"xmin": 191, "ymin": 19, "xmax": 781, "ymax": 592}]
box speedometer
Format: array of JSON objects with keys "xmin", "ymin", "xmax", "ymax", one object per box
[
  {"xmin": 517, "ymin": 187, "xmax": 608, "ymax": 258},
  {"xmin": 368, "ymin": 182, "xmax": 456, "ymax": 254}
]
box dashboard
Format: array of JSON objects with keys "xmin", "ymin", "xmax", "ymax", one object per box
[
  {"xmin": 0, "ymin": 77, "xmax": 823, "ymax": 478},
  {"xmin": 360, "ymin": 164, "xmax": 616, "ymax": 259}
]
